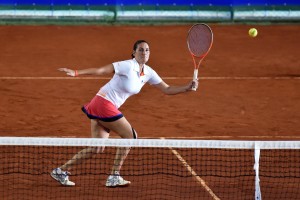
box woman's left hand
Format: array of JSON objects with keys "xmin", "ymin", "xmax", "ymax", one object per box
[{"xmin": 187, "ymin": 79, "xmax": 199, "ymax": 91}]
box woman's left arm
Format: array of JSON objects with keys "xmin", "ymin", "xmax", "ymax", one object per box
[{"xmin": 154, "ymin": 80, "xmax": 198, "ymax": 95}]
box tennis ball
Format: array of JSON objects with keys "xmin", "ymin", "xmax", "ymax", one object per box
[{"xmin": 248, "ymin": 28, "xmax": 258, "ymax": 38}]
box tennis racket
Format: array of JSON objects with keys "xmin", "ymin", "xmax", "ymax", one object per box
[{"xmin": 187, "ymin": 23, "xmax": 213, "ymax": 91}]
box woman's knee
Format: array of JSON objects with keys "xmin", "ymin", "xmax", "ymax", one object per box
[
  {"xmin": 119, "ymin": 127, "xmax": 138, "ymax": 139},
  {"xmin": 97, "ymin": 117, "xmax": 137, "ymax": 139}
]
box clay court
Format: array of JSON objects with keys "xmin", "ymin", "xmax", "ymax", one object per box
[
  {"xmin": 0, "ymin": 24, "xmax": 299, "ymax": 199},
  {"xmin": 0, "ymin": 24, "xmax": 299, "ymax": 139}
]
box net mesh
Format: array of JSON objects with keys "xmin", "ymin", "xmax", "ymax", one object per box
[
  {"xmin": 0, "ymin": 137, "xmax": 300, "ymax": 200},
  {"xmin": 187, "ymin": 23, "xmax": 213, "ymax": 57}
]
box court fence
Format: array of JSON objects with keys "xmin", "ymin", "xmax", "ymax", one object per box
[{"xmin": 0, "ymin": 4, "xmax": 300, "ymax": 23}]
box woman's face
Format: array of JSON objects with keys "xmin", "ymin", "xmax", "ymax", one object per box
[{"xmin": 133, "ymin": 42, "xmax": 150, "ymax": 65}]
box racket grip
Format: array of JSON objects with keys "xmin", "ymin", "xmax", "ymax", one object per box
[{"xmin": 192, "ymin": 69, "xmax": 198, "ymax": 91}]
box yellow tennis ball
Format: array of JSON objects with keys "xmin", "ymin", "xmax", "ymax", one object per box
[{"xmin": 248, "ymin": 28, "xmax": 258, "ymax": 38}]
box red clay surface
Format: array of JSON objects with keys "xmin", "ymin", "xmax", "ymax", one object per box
[
  {"xmin": 0, "ymin": 25, "xmax": 299, "ymax": 139},
  {"xmin": 0, "ymin": 24, "xmax": 299, "ymax": 199}
]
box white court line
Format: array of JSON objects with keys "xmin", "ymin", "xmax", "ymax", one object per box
[
  {"xmin": 55, "ymin": 135, "xmax": 300, "ymax": 139},
  {"xmin": 0, "ymin": 76, "xmax": 299, "ymax": 80},
  {"xmin": 170, "ymin": 149, "xmax": 220, "ymax": 200},
  {"xmin": 161, "ymin": 137, "xmax": 220, "ymax": 200},
  {"xmin": 160, "ymin": 136, "xmax": 300, "ymax": 139}
]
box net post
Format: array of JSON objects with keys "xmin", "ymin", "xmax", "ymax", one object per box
[{"xmin": 254, "ymin": 141, "xmax": 262, "ymax": 200}]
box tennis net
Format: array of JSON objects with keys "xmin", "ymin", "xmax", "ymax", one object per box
[{"xmin": 0, "ymin": 137, "xmax": 299, "ymax": 200}]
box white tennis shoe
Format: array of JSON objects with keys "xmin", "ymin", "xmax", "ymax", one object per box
[
  {"xmin": 105, "ymin": 172, "xmax": 131, "ymax": 188},
  {"xmin": 50, "ymin": 168, "xmax": 75, "ymax": 186}
]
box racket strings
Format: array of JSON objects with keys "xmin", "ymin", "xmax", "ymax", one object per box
[{"xmin": 187, "ymin": 25, "xmax": 213, "ymax": 57}]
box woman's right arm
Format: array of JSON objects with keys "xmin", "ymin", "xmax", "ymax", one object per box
[{"xmin": 58, "ymin": 64, "xmax": 114, "ymax": 77}]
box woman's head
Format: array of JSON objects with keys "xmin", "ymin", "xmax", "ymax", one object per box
[{"xmin": 131, "ymin": 40, "xmax": 150, "ymax": 65}]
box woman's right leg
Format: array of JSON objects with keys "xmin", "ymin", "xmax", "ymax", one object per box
[
  {"xmin": 59, "ymin": 119, "xmax": 109, "ymax": 171},
  {"xmin": 51, "ymin": 119, "xmax": 109, "ymax": 186}
]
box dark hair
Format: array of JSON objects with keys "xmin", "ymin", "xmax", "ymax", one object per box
[{"xmin": 131, "ymin": 40, "xmax": 149, "ymax": 59}]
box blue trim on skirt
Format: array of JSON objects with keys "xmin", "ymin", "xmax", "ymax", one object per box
[{"xmin": 81, "ymin": 106, "xmax": 124, "ymax": 122}]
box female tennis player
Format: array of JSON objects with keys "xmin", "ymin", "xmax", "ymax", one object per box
[{"xmin": 51, "ymin": 40, "xmax": 198, "ymax": 188}]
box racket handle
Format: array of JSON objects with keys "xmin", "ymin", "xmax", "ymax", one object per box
[{"xmin": 192, "ymin": 69, "xmax": 198, "ymax": 91}]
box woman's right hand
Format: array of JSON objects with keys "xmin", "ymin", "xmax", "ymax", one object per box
[{"xmin": 58, "ymin": 68, "xmax": 76, "ymax": 77}]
